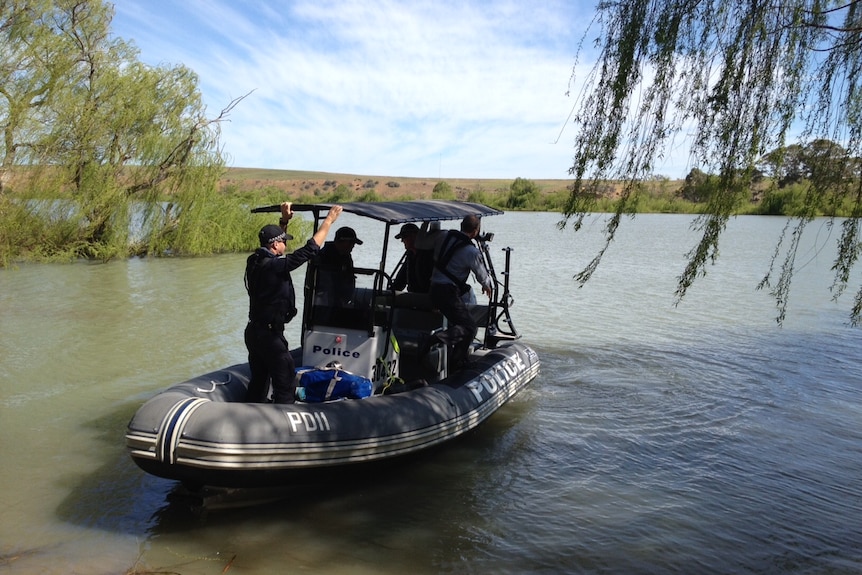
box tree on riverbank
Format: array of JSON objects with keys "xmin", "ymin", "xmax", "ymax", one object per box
[
  {"xmin": 0, "ymin": 0, "xmax": 254, "ymax": 264},
  {"xmin": 565, "ymin": 0, "xmax": 862, "ymax": 324}
]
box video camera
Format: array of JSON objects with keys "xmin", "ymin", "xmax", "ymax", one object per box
[{"xmin": 477, "ymin": 232, "xmax": 494, "ymax": 243}]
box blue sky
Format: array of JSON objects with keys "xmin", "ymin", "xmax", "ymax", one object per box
[{"xmin": 110, "ymin": 1, "xmax": 667, "ymax": 180}]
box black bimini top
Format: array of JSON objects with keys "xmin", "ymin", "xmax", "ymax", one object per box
[{"xmin": 252, "ymin": 200, "xmax": 503, "ymax": 224}]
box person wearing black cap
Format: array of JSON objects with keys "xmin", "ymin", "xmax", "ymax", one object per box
[
  {"xmin": 244, "ymin": 202, "xmax": 343, "ymax": 403},
  {"xmin": 315, "ymin": 225, "xmax": 363, "ymax": 308},
  {"xmin": 391, "ymin": 223, "xmax": 434, "ymax": 293}
]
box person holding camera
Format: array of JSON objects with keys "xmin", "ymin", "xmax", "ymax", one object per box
[
  {"xmin": 391, "ymin": 223, "xmax": 434, "ymax": 293},
  {"xmin": 428, "ymin": 214, "xmax": 493, "ymax": 370}
]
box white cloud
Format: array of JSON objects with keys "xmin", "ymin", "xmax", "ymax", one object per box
[{"xmin": 111, "ymin": 0, "xmax": 602, "ymax": 179}]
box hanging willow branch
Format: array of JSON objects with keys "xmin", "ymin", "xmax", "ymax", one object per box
[{"xmin": 566, "ymin": 0, "xmax": 862, "ymax": 325}]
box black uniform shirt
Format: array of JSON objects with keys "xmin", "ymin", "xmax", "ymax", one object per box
[{"xmin": 245, "ymin": 239, "xmax": 320, "ymax": 325}]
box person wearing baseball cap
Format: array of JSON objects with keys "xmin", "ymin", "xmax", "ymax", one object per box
[
  {"xmin": 244, "ymin": 202, "xmax": 343, "ymax": 404},
  {"xmin": 334, "ymin": 226, "xmax": 363, "ymax": 245},
  {"xmin": 315, "ymin": 226, "xmax": 363, "ymax": 308},
  {"xmin": 257, "ymin": 224, "xmax": 292, "ymax": 247},
  {"xmin": 391, "ymin": 223, "xmax": 433, "ymax": 293},
  {"xmin": 395, "ymin": 223, "xmax": 419, "ymax": 239}
]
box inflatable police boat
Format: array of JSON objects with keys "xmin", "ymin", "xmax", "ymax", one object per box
[{"xmin": 125, "ymin": 200, "xmax": 540, "ymax": 488}]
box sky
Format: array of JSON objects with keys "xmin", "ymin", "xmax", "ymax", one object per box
[{"xmin": 109, "ymin": 1, "xmax": 684, "ymax": 180}]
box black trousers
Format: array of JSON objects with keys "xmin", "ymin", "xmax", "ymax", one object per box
[
  {"xmin": 244, "ymin": 322, "xmax": 296, "ymax": 403},
  {"xmin": 429, "ymin": 282, "xmax": 477, "ymax": 369}
]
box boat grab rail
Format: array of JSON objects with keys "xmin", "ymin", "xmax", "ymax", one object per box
[{"xmin": 196, "ymin": 372, "xmax": 232, "ymax": 393}]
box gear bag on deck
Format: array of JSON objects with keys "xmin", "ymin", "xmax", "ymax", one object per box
[{"xmin": 294, "ymin": 366, "xmax": 373, "ymax": 402}]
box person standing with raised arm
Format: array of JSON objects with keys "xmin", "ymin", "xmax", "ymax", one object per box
[{"xmin": 244, "ymin": 202, "xmax": 343, "ymax": 403}]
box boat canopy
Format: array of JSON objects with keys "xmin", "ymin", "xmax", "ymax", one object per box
[{"xmin": 251, "ymin": 200, "xmax": 503, "ymax": 224}]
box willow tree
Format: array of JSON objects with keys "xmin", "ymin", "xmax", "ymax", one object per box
[
  {"xmin": 1, "ymin": 0, "xmax": 243, "ymax": 262},
  {"xmin": 0, "ymin": 0, "xmax": 79, "ymax": 193},
  {"xmin": 566, "ymin": 0, "xmax": 862, "ymax": 324}
]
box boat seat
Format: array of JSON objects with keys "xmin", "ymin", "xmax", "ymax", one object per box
[
  {"xmin": 391, "ymin": 297, "xmax": 488, "ymax": 342},
  {"xmin": 391, "ymin": 304, "xmax": 446, "ymax": 382},
  {"xmin": 391, "ymin": 306, "xmax": 444, "ymax": 345},
  {"xmin": 309, "ymin": 287, "xmax": 376, "ymax": 331}
]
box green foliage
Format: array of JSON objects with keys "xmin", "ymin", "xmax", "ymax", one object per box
[
  {"xmin": 326, "ymin": 184, "xmax": 354, "ymax": 203},
  {"xmin": 505, "ymin": 177, "xmax": 541, "ymax": 210},
  {"xmin": 392, "ymin": 192, "xmax": 419, "ymax": 202},
  {"xmin": 0, "ymin": 195, "xmax": 71, "ymax": 265},
  {"xmin": 466, "ymin": 189, "xmax": 488, "ymax": 204},
  {"xmin": 541, "ymin": 188, "xmax": 572, "ymax": 211},
  {"xmin": 355, "ymin": 189, "xmax": 382, "ymax": 203},
  {"xmin": 633, "ymin": 193, "xmax": 703, "ymax": 214},
  {"xmin": 677, "ymin": 169, "xmax": 711, "ymax": 202},
  {"xmin": 755, "ymin": 183, "xmax": 811, "ymax": 216},
  {"xmin": 757, "ymin": 140, "xmax": 857, "ymax": 190},
  {"xmin": 432, "ymin": 181, "xmax": 455, "ymax": 200},
  {"xmin": 0, "ymin": 0, "xmax": 233, "ymax": 265}
]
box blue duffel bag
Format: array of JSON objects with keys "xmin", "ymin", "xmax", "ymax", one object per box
[{"xmin": 294, "ymin": 365, "xmax": 373, "ymax": 402}]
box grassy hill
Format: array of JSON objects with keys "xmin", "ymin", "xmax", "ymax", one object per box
[
  {"xmin": 217, "ymin": 167, "xmax": 706, "ymax": 215},
  {"xmin": 219, "ymin": 167, "xmax": 577, "ymax": 200}
]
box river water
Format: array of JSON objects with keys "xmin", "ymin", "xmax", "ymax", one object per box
[{"xmin": 1, "ymin": 212, "xmax": 861, "ymax": 574}]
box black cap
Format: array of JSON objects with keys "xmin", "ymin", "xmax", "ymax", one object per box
[
  {"xmin": 335, "ymin": 226, "xmax": 363, "ymax": 245},
  {"xmin": 259, "ymin": 224, "xmax": 293, "ymax": 246},
  {"xmin": 395, "ymin": 223, "xmax": 420, "ymax": 239}
]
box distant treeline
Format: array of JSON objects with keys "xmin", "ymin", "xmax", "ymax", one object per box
[{"xmin": 227, "ymin": 141, "xmax": 862, "ymax": 218}]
